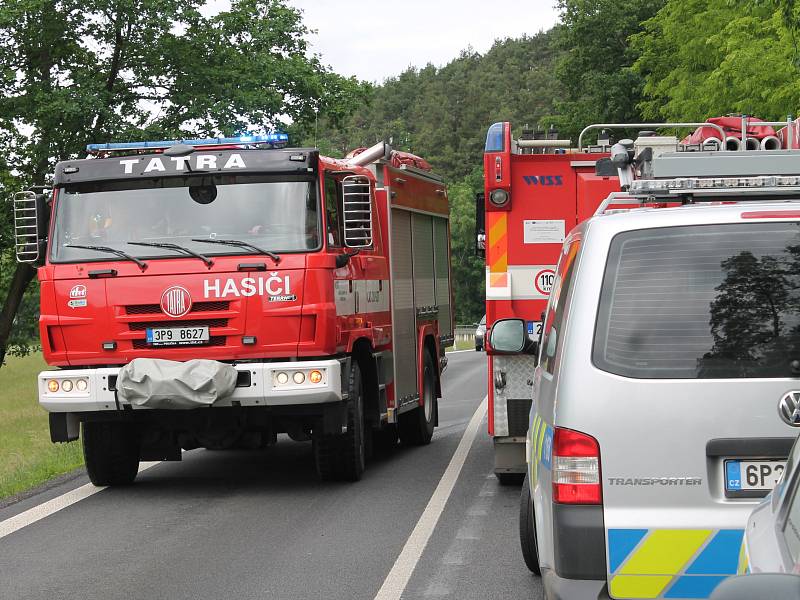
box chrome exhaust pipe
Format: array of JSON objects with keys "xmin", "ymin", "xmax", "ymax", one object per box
[
  {"xmin": 761, "ymin": 135, "xmax": 782, "ymax": 150},
  {"xmin": 745, "ymin": 136, "xmax": 760, "ymax": 150},
  {"xmin": 725, "ymin": 136, "xmax": 741, "ymax": 151}
]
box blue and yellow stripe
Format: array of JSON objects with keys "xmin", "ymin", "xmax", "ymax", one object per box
[
  {"xmin": 608, "ymin": 528, "xmax": 744, "ymax": 599},
  {"xmin": 529, "ymin": 414, "xmax": 553, "ymax": 485}
]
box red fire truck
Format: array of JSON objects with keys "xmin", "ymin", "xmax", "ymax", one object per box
[
  {"xmin": 479, "ymin": 122, "xmax": 619, "ymax": 484},
  {"xmin": 14, "ymin": 135, "xmax": 453, "ymax": 484},
  {"xmin": 478, "ymin": 116, "xmax": 799, "ymax": 483}
]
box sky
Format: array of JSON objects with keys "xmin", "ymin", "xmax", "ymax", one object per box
[{"xmin": 286, "ymin": 0, "xmax": 560, "ymax": 82}]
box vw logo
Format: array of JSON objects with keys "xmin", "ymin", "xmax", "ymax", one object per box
[
  {"xmin": 778, "ymin": 391, "xmax": 800, "ymax": 427},
  {"xmin": 160, "ymin": 286, "xmax": 192, "ymax": 318}
]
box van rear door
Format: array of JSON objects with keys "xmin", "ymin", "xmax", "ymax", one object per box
[{"xmin": 583, "ymin": 221, "xmax": 800, "ymax": 599}]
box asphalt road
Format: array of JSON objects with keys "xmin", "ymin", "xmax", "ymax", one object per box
[{"xmin": 0, "ymin": 350, "xmax": 543, "ymax": 600}]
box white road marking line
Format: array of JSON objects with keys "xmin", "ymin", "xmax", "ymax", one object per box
[
  {"xmin": 446, "ymin": 349, "xmax": 479, "ymax": 354},
  {"xmin": 0, "ymin": 461, "xmax": 160, "ymax": 540},
  {"xmin": 373, "ymin": 396, "xmax": 488, "ymax": 600}
]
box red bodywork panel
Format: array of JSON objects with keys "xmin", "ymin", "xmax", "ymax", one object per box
[{"xmin": 483, "ymin": 122, "xmax": 619, "ymax": 435}]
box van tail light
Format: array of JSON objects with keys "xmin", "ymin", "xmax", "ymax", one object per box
[{"xmin": 552, "ymin": 427, "xmax": 602, "ymax": 505}]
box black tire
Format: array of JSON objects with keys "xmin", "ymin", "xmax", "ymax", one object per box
[
  {"xmin": 82, "ymin": 421, "xmax": 140, "ymax": 486},
  {"xmin": 315, "ymin": 361, "xmax": 366, "ymax": 481},
  {"xmin": 497, "ymin": 472, "xmax": 526, "ymax": 486},
  {"xmin": 476, "ymin": 344, "xmax": 482, "ymax": 352},
  {"xmin": 520, "ymin": 473, "xmax": 542, "ymax": 575},
  {"xmin": 399, "ymin": 350, "xmax": 436, "ymax": 446}
]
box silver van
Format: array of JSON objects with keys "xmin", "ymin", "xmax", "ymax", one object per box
[{"xmin": 491, "ymin": 191, "xmax": 800, "ymax": 599}]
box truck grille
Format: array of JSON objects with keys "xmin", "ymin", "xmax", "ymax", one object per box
[
  {"xmin": 132, "ymin": 336, "xmax": 226, "ymax": 349},
  {"xmin": 128, "ymin": 318, "xmax": 228, "ymax": 331},
  {"xmin": 125, "ymin": 301, "xmax": 230, "ymax": 315}
]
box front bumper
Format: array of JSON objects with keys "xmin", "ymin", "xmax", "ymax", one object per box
[{"xmin": 39, "ymin": 359, "xmax": 344, "ymax": 413}]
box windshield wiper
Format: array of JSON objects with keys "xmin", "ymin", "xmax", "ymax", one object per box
[
  {"xmin": 191, "ymin": 239, "xmax": 280, "ymax": 263},
  {"xmin": 65, "ymin": 244, "xmax": 148, "ymax": 271},
  {"xmin": 128, "ymin": 242, "xmax": 214, "ymax": 268}
]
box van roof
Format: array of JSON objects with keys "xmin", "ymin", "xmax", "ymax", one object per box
[{"xmin": 586, "ymin": 199, "xmax": 800, "ymax": 236}]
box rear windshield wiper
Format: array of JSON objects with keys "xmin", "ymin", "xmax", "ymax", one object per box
[
  {"xmin": 65, "ymin": 244, "xmax": 148, "ymax": 271},
  {"xmin": 191, "ymin": 239, "xmax": 280, "ymax": 263},
  {"xmin": 128, "ymin": 242, "xmax": 214, "ymax": 268}
]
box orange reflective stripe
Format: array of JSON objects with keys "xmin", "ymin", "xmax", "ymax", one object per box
[{"xmin": 487, "ymin": 212, "xmax": 508, "ymax": 273}]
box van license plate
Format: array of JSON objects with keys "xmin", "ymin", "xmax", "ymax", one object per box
[
  {"xmin": 724, "ymin": 460, "xmax": 786, "ymax": 496},
  {"xmin": 146, "ymin": 326, "xmax": 209, "ymax": 346}
]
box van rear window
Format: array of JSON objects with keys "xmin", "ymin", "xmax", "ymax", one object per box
[{"xmin": 593, "ymin": 223, "xmax": 800, "ymax": 379}]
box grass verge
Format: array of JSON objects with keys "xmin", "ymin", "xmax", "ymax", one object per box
[{"xmin": 0, "ymin": 353, "xmax": 83, "ymax": 500}]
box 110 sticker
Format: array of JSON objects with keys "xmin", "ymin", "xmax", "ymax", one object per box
[{"xmin": 534, "ymin": 269, "xmax": 555, "ymax": 296}]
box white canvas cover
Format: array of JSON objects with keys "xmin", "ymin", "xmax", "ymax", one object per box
[{"xmin": 117, "ymin": 358, "xmax": 237, "ymax": 409}]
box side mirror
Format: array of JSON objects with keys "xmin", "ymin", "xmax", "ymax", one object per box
[
  {"xmin": 13, "ymin": 190, "xmax": 50, "ymax": 266},
  {"xmin": 487, "ymin": 318, "xmax": 539, "ymax": 358},
  {"xmin": 475, "ymin": 192, "xmax": 485, "ymax": 258},
  {"xmin": 710, "ymin": 573, "xmax": 800, "ymax": 600},
  {"xmin": 342, "ymin": 175, "xmax": 373, "ymax": 249}
]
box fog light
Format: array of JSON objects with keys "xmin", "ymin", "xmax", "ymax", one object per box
[
  {"xmin": 47, "ymin": 380, "xmax": 59, "ymax": 393},
  {"xmin": 309, "ymin": 370, "xmax": 323, "ymax": 384},
  {"xmin": 61, "ymin": 379, "xmax": 74, "ymax": 392},
  {"xmin": 76, "ymin": 379, "xmax": 89, "ymax": 392},
  {"xmin": 276, "ymin": 372, "xmax": 289, "ymax": 385},
  {"xmin": 293, "ymin": 371, "xmax": 305, "ymax": 384}
]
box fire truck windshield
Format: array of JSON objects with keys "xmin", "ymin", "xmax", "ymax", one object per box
[{"xmin": 50, "ymin": 177, "xmax": 319, "ymax": 264}]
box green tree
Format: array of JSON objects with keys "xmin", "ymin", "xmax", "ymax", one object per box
[
  {"xmin": 553, "ymin": 0, "xmax": 665, "ymax": 141},
  {"xmin": 633, "ymin": 0, "xmax": 800, "ymax": 120},
  {"xmin": 447, "ymin": 168, "xmax": 486, "ymax": 324},
  {"xmin": 0, "ymin": 0, "xmax": 368, "ymax": 365}
]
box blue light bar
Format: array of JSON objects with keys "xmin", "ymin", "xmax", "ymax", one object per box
[{"xmin": 86, "ymin": 133, "xmax": 289, "ymax": 153}]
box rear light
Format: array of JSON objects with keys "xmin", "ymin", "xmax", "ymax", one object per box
[
  {"xmin": 552, "ymin": 427, "xmax": 602, "ymax": 505},
  {"xmin": 489, "ymin": 188, "xmax": 509, "ymax": 207}
]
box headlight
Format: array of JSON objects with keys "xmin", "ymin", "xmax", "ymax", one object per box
[
  {"xmin": 293, "ymin": 371, "xmax": 305, "ymax": 384},
  {"xmin": 309, "ymin": 370, "xmax": 323, "ymax": 384},
  {"xmin": 47, "ymin": 380, "xmax": 59, "ymax": 393},
  {"xmin": 276, "ymin": 372, "xmax": 289, "ymax": 385},
  {"xmin": 76, "ymin": 378, "xmax": 89, "ymax": 392},
  {"xmin": 61, "ymin": 379, "xmax": 74, "ymax": 392}
]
